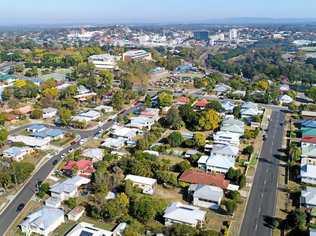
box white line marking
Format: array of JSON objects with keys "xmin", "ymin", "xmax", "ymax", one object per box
[
  {"xmin": 255, "ymin": 223, "xmax": 258, "ymax": 231},
  {"xmin": 261, "ymin": 193, "xmax": 264, "ymax": 198}
]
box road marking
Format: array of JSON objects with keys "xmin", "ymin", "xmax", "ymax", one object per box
[
  {"xmin": 261, "ymin": 193, "xmax": 264, "ymax": 198},
  {"xmin": 255, "ymin": 223, "xmax": 258, "ymax": 231},
  {"xmin": 264, "ymin": 179, "xmax": 267, "ymax": 185},
  {"xmin": 266, "ymin": 169, "xmax": 268, "ymax": 173},
  {"xmin": 258, "ymin": 207, "xmax": 261, "ymax": 214}
]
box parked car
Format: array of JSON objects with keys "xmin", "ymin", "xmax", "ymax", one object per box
[{"xmin": 17, "ymin": 203, "xmax": 25, "ymax": 212}]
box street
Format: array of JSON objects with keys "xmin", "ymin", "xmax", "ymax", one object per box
[
  {"xmin": 0, "ymin": 104, "xmax": 139, "ymax": 236},
  {"xmin": 240, "ymin": 110, "xmax": 285, "ymax": 236}
]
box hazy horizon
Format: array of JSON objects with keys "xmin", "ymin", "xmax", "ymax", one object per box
[{"xmin": 1, "ymin": 0, "xmax": 316, "ymax": 26}]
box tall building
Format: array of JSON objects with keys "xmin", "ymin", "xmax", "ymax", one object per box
[
  {"xmin": 193, "ymin": 31, "xmax": 209, "ymax": 41},
  {"xmin": 229, "ymin": 29, "xmax": 238, "ymax": 41}
]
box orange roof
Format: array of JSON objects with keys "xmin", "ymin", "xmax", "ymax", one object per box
[
  {"xmin": 195, "ymin": 99, "xmax": 208, "ymax": 107},
  {"xmin": 176, "ymin": 96, "xmax": 190, "ymax": 105},
  {"xmin": 179, "ymin": 169, "xmax": 230, "ymax": 189},
  {"xmin": 15, "ymin": 105, "xmax": 33, "ymax": 115}
]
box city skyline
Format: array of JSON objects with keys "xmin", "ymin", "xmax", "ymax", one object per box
[{"xmin": 1, "ymin": 0, "xmax": 316, "ymax": 25}]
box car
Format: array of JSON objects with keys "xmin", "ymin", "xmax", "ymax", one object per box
[
  {"xmin": 52, "ymin": 159, "xmax": 58, "ymax": 166},
  {"xmin": 16, "ymin": 203, "xmax": 25, "ymax": 212}
]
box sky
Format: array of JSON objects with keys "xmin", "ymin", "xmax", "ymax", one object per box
[{"xmin": 1, "ymin": 0, "xmax": 316, "ymax": 25}]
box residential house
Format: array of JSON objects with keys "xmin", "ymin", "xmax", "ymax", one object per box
[
  {"xmin": 3, "ymin": 146, "xmax": 33, "ymax": 162},
  {"xmin": 221, "ymin": 118, "xmax": 245, "ymax": 135},
  {"xmin": 67, "ymin": 206, "xmax": 85, "ymax": 221},
  {"xmin": 20, "ymin": 207, "xmax": 64, "ymax": 236},
  {"xmin": 198, "ymin": 153, "xmax": 235, "ymax": 174},
  {"xmin": 179, "ymin": 170, "xmax": 230, "ymax": 189},
  {"xmin": 301, "ymin": 187, "xmax": 316, "ymax": 208},
  {"xmin": 82, "ymin": 148, "xmax": 104, "ymax": 162},
  {"xmin": 66, "ymin": 222, "xmax": 127, "ymax": 236},
  {"xmin": 302, "ymin": 128, "xmax": 316, "ymax": 138},
  {"xmin": 15, "ymin": 105, "xmax": 32, "ymax": 115},
  {"xmin": 63, "ymin": 160, "xmax": 96, "ymax": 178},
  {"xmin": 163, "ymin": 202, "xmax": 206, "ymax": 227},
  {"xmin": 111, "ymin": 125, "xmax": 140, "ymax": 140},
  {"xmin": 184, "ymin": 149, "xmax": 199, "ymax": 158},
  {"xmin": 42, "ymin": 107, "xmax": 57, "ymax": 119},
  {"xmin": 220, "ymin": 100, "xmax": 235, "ymax": 113},
  {"xmin": 101, "ymin": 137, "xmax": 126, "ymax": 150},
  {"xmin": 213, "ymin": 131, "xmax": 240, "ymax": 146},
  {"xmin": 302, "ymin": 111, "xmax": 316, "ymax": 120},
  {"xmin": 302, "ymin": 136, "xmax": 316, "ymax": 158},
  {"xmin": 8, "ymin": 135, "xmax": 51, "ymax": 148},
  {"xmin": 189, "ymin": 184, "xmax": 224, "ymax": 209},
  {"xmin": 301, "ymin": 158, "xmax": 316, "ymax": 184},
  {"xmin": 301, "ymin": 120, "xmax": 316, "ymax": 129},
  {"xmin": 127, "ymin": 116, "xmax": 155, "ymax": 130},
  {"xmin": 279, "ymin": 84, "xmax": 290, "ymax": 93},
  {"xmin": 125, "ymin": 174, "xmax": 157, "ymax": 195},
  {"xmin": 26, "ymin": 124, "xmax": 47, "ymax": 133},
  {"xmin": 140, "ymin": 108, "xmax": 160, "ymax": 121},
  {"xmin": 94, "ymin": 105, "xmax": 113, "ymax": 113},
  {"xmin": 176, "ymin": 96, "xmax": 190, "ymax": 106},
  {"xmin": 194, "ymin": 99, "xmax": 208, "ymax": 110},
  {"xmin": 279, "ymin": 94, "xmax": 293, "ymax": 105},
  {"xmin": 31, "ymin": 128, "xmax": 64, "ymax": 140},
  {"xmin": 49, "ymin": 176, "xmax": 90, "ymax": 202},
  {"xmin": 214, "ymin": 83, "xmax": 231, "ymax": 95},
  {"xmin": 72, "ymin": 110, "xmax": 101, "ymax": 123},
  {"xmin": 210, "ymin": 144, "xmax": 239, "ymax": 159},
  {"xmin": 240, "ymin": 102, "xmax": 261, "ymax": 119}
]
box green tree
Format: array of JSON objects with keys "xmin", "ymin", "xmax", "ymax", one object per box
[
  {"xmin": 158, "ymin": 91, "xmax": 173, "ymax": 107},
  {"xmin": 289, "ymin": 144, "xmax": 301, "ymax": 164},
  {"xmin": 198, "ymin": 109, "xmax": 220, "ymax": 131},
  {"xmin": 174, "ymin": 160, "xmax": 191, "ymax": 173},
  {"xmin": 112, "ymin": 90, "xmax": 124, "ymax": 110},
  {"xmin": 164, "ymin": 107, "xmax": 184, "ymax": 130},
  {"xmin": 167, "ymin": 131, "xmax": 184, "ymax": 147},
  {"xmin": 58, "ymin": 108, "xmax": 72, "ymax": 126},
  {"xmin": 206, "ymin": 100, "xmax": 223, "ymax": 112},
  {"xmin": 305, "ymin": 86, "xmax": 316, "ymax": 102},
  {"xmin": 37, "ymin": 182, "xmax": 50, "ymax": 198},
  {"xmin": 243, "ymin": 145, "xmax": 254, "ymax": 157},
  {"xmin": 144, "ymin": 94, "xmax": 152, "ymax": 107},
  {"xmin": 64, "ymin": 197, "xmax": 77, "ymax": 209},
  {"xmin": 0, "ymin": 127, "xmax": 8, "ymax": 146},
  {"xmin": 11, "ymin": 162, "xmax": 35, "ymax": 184},
  {"xmin": 102, "ymin": 193, "xmax": 129, "ymax": 220},
  {"xmin": 224, "ymin": 199, "xmax": 237, "ymax": 215},
  {"xmin": 31, "ymin": 109, "xmax": 43, "ymax": 119},
  {"xmin": 193, "ymin": 132, "xmax": 206, "ymax": 148}
]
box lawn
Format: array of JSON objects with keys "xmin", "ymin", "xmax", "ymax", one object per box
[{"xmin": 51, "ymin": 136, "xmax": 74, "ymax": 147}]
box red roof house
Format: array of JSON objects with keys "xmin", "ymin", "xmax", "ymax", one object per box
[
  {"xmin": 63, "ymin": 160, "xmax": 95, "ymax": 178},
  {"xmin": 176, "ymin": 96, "xmax": 190, "ymax": 105},
  {"xmin": 179, "ymin": 169, "xmax": 230, "ymax": 189},
  {"xmin": 302, "ymin": 136, "xmax": 316, "ymax": 144},
  {"xmin": 195, "ymin": 99, "xmax": 208, "ymax": 109}
]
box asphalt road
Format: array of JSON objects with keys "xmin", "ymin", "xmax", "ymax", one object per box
[
  {"xmin": 240, "ymin": 110, "xmax": 285, "ymax": 236},
  {"xmin": 0, "ymin": 104, "xmax": 140, "ymax": 235}
]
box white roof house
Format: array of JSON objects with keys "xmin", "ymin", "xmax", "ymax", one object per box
[
  {"xmin": 88, "ymin": 54, "xmax": 120, "ymax": 70},
  {"xmin": 189, "ymin": 184, "xmax": 224, "ymax": 209},
  {"xmin": 50, "ymin": 176, "xmax": 90, "ymax": 202},
  {"xmin": 241, "ymin": 102, "xmax": 260, "ymax": 118},
  {"xmin": 213, "ymin": 131, "xmax": 241, "ymax": 146},
  {"xmin": 82, "ymin": 148, "xmax": 104, "ymax": 162},
  {"xmin": 221, "ymin": 100, "xmax": 235, "ymax": 113},
  {"xmin": 198, "ymin": 153, "xmax": 235, "ymax": 174},
  {"xmin": 140, "ymin": 108, "xmax": 160, "ymax": 121},
  {"xmin": 221, "ymin": 118, "xmax": 245, "ymax": 135},
  {"xmin": 66, "ymin": 222, "xmax": 127, "ymax": 236},
  {"xmin": 72, "ymin": 110, "xmax": 101, "ymax": 123},
  {"xmin": 101, "ymin": 137, "xmax": 126, "ymax": 150},
  {"xmin": 211, "ymin": 144, "xmax": 239, "ymax": 159},
  {"xmin": 279, "ymin": 94, "xmax": 293, "ymax": 105},
  {"xmin": 214, "ymin": 83, "xmax": 231, "ymax": 95},
  {"xmin": 93, "ymin": 105, "xmax": 113, "ymax": 113},
  {"xmin": 125, "ymin": 174, "xmax": 157, "ymax": 195},
  {"xmin": 3, "ymin": 146, "xmax": 33, "ymax": 162},
  {"xmin": 111, "ymin": 125, "xmax": 140, "ymax": 140},
  {"xmin": 20, "ymin": 207, "xmax": 64, "ymax": 236},
  {"xmin": 301, "ymin": 187, "xmax": 316, "ymax": 208},
  {"xmin": 127, "ymin": 116, "xmax": 155, "ymax": 130},
  {"xmin": 8, "ymin": 135, "xmax": 51, "ymax": 148},
  {"xmin": 301, "ymin": 159, "xmax": 316, "ymax": 185},
  {"xmin": 163, "ymin": 202, "xmax": 206, "ymax": 227},
  {"xmin": 123, "ymin": 50, "xmax": 152, "ymax": 61},
  {"xmin": 42, "ymin": 107, "xmax": 57, "ymax": 119}
]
